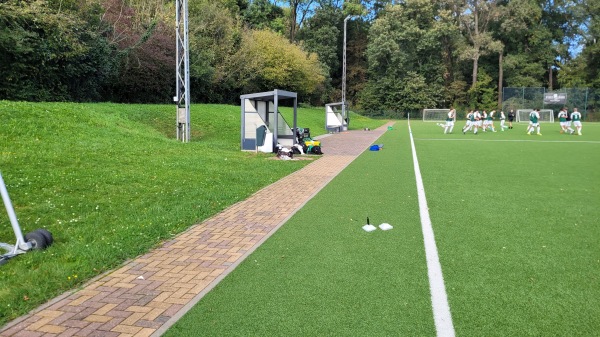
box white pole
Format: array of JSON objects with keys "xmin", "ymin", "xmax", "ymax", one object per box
[
  {"xmin": 342, "ymin": 15, "xmax": 359, "ymax": 130},
  {"xmin": 0, "ymin": 172, "xmax": 27, "ymax": 250},
  {"xmin": 342, "ymin": 15, "xmax": 349, "ymax": 122}
]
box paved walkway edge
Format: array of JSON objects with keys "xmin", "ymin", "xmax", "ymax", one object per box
[{"xmin": 150, "ymin": 146, "xmax": 350, "ymax": 336}]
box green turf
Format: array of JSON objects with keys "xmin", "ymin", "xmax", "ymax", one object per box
[
  {"xmin": 166, "ymin": 120, "xmax": 599, "ymax": 335},
  {"xmin": 413, "ymin": 121, "xmax": 600, "ymax": 336},
  {"xmin": 0, "ymin": 101, "xmax": 386, "ymax": 325}
]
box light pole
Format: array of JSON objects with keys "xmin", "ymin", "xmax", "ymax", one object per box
[{"xmin": 342, "ymin": 15, "xmax": 359, "ymax": 129}]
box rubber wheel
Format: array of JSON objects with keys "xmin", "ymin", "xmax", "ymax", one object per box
[
  {"xmin": 35, "ymin": 228, "xmax": 54, "ymax": 246},
  {"xmin": 25, "ymin": 231, "xmax": 48, "ymax": 250}
]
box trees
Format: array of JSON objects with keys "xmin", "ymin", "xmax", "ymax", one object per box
[
  {"xmin": 288, "ymin": 0, "xmax": 315, "ymax": 42},
  {"xmin": 186, "ymin": 0, "xmax": 242, "ymax": 102},
  {"xmin": 559, "ymin": 0, "xmax": 600, "ymax": 89},
  {"xmin": 100, "ymin": 0, "xmax": 175, "ymax": 103},
  {"xmin": 0, "ymin": 0, "xmax": 596, "ymax": 107},
  {"xmin": 243, "ymin": 0, "xmax": 286, "ymax": 33},
  {"xmin": 0, "ymin": 0, "xmax": 117, "ymax": 101},
  {"xmin": 360, "ymin": 0, "xmax": 455, "ymax": 114},
  {"xmin": 457, "ymin": 0, "xmax": 503, "ymax": 91},
  {"xmin": 240, "ymin": 29, "xmax": 326, "ymax": 96}
]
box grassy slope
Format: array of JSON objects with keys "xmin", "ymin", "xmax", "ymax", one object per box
[
  {"xmin": 0, "ymin": 101, "xmax": 385, "ymax": 325},
  {"xmin": 166, "ymin": 123, "xmax": 437, "ymax": 336}
]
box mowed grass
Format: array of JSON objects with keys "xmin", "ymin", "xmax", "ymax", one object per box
[
  {"xmin": 0, "ymin": 100, "xmax": 385, "ymax": 325},
  {"xmin": 167, "ymin": 120, "xmax": 599, "ymax": 335}
]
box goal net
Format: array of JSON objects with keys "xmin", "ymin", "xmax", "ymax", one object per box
[
  {"xmin": 423, "ymin": 109, "xmax": 452, "ymax": 122},
  {"xmin": 516, "ymin": 109, "xmax": 555, "ymax": 123}
]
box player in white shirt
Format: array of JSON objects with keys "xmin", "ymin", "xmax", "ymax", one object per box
[
  {"xmin": 443, "ymin": 108, "xmax": 456, "ymax": 134},
  {"xmin": 481, "ymin": 110, "xmax": 489, "ymax": 131},
  {"xmin": 557, "ymin": 108, "xmax": 574, "ymax": 134},
  {"xmin": 526, "ymin": 108, "xmax": 542, "ymax": 135},
  {"xmin": 487, "ymin": 110, "xmax": 497, "ymax": 132},
  {"xmin": 571, "ymin": 108, "xmax": 583, "ymax": 135},
  {"xmin": 462, "ymin": 110, "xmax": 474, "ymax": 134},
  {"xmin": 499, "ymin": 111, "xmax": 508, "ymax": 131},
  {"xmin": 473, "ymin": 110, "xmax": 482, "ymax": 134}
]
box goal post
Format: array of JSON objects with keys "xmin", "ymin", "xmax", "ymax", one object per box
[
  {"xmin": 516, "ymin": 109, "xmax": 555, "ymax": 123},
  {"xmin": 423, "ymin": 109, "xmax": 452, "ymax": 122}
]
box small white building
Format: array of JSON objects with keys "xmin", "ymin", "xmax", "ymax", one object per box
[{"xmin": 240, "ymin": 90, "xmax": 298, "ymax": 152}]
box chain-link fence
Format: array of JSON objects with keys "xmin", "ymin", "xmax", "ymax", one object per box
[
  {"xmin": 353, "ymin": 87, "xmax": 599, "ymax": 121},
  {"xmin": 502, "ymin": 87, "xmax": 599, "ymax": 121}
]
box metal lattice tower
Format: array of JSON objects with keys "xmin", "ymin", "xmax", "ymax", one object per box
[{"xmin": 175, "ymin": 0, "xmax": 190, "ymax": 142}]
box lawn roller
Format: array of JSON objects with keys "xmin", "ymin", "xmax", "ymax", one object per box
[{"xmin": 1, "ymin": 171, "xmax": 53, "ymax": 266}]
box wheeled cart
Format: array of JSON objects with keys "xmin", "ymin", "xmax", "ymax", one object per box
[{"xmin": 1, "ymin": 172, "xmax": 53, "ymax": 265}]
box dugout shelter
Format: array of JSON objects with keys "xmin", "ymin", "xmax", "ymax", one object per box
[
  {"xmin": 325, "ymin": 102, "xmax": 348, "ymax": 133},
  {"xmin": 240, "ymin": 90, "xmax": 298, "ymax": 152}
]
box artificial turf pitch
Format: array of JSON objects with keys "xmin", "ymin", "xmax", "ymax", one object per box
[{"xmin": 166, "ymin": 121, "xmax": 600, "ymax": 336}]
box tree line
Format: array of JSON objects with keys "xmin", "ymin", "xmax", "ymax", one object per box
[{"xmin": 1, "ymin": 0, "xmax": 598, "ymax": 116}]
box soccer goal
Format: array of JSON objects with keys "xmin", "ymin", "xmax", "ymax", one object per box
[
  {"xmin": 516, "ymin": 109, "xmax": 555, "ymax": 123},
  {"xmin": 423, "ymin": 109, "xmax": 452, "ymax": 122}
]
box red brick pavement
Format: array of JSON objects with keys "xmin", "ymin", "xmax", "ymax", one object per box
[{"xmin": 1, "ymin": 123, "xmax": 392, "ymax": 337}]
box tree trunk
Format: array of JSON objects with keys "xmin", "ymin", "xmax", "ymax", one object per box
[
  {"xmin": 471, "ymin": 4, "xmax": 479, "ymax": 89},
  {"xmin": 472, "ymin": 55, "xmax": 478, "ymax": 89},
  {"xmin": 289, "ymin": 1, "xmax": 297, "ymax": 42}
]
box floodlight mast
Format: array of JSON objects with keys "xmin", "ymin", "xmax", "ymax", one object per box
[
  {"xmin": 342, "ymin": 15, "xmax": 359, "ymax": 124},
  {"xmin": 175, "ymin": 0, "xmax": 191, "ymax": 142}
]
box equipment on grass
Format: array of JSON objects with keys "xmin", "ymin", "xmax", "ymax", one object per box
[
  {"xmin": 423, "ymin": 109, "xmax": 452, "ymax": 122},
  {"xmin": 379, "ymin": 223, "xmax": 393, "ymax": 231},
  {"xmin": 1, "ymin": 172, "xmax": 54, "ymax": 266},
  {"xmin": 296, "ymin": 128, "xmax": 323, "ymax": 155},
  {"xmin": 362, "ymin": 217, "xmax": 376, "ymax": 232},
  {"xmin": 516, "ymin": 109, "xmax": 554, "ymax": 123}
]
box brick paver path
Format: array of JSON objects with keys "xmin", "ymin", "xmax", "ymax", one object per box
[{"xmin": 1, "ymin": 123, "xmax": 392, "ymax": 337}]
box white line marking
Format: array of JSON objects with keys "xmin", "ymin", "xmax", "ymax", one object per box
[
  {"xmin": 415, "ymin": 138, "xmax": 600, "ymax": 144},
  {"xmin": 408, "ymin": 120, "xmax": 455, "ymax": 337}
]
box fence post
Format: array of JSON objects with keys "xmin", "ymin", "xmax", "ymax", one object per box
[{"xmin": 584, "ymin": 88, "xmax": 589, "ymax": 120}]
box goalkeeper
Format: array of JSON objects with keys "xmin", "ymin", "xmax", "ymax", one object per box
[{"xmin": 507, "ymin": 109, "xmax": 515, "ymax": 129}]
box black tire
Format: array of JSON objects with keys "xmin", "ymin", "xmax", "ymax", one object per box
[
  {"xmin": 35, "ymin": 228, "xmax": 54, "ymax": 246},
  {"xmin": 25, "ymin": 231, "xmax": 48, "ymax": 250}
]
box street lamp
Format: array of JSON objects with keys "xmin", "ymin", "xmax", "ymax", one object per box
[{"xmin": 342, "ymin": 15, "xmax": 359, "ymax": 130}]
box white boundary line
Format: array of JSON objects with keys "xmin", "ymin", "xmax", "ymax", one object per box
[
  {"xmin": 415, "ymin": 138, "xmax": 600, "ymax": 144},
  {"xmin": 408, "ymin": 117, "xmax": 455, "ymax": 337}
]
